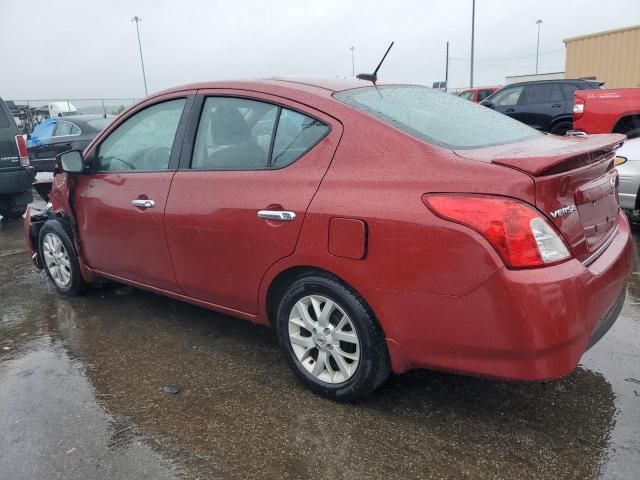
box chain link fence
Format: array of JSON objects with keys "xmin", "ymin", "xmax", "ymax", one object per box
[{"xmin": 5, "ymin": 98, "xmax": 139, "ymax": 134}]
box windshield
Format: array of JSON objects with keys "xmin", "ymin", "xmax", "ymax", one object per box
[{"xmin": 334, "ymin": 85, "xmax": 541, "ymax": 149}]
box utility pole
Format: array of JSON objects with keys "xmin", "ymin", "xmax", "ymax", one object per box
[
  {"xmin": 536, "ymin": 19, "xmax": 543, "ymax": 74},
  {"xmin": 131, "ymin": 16, "xmax": 148, "ymax": 96},
  {"xmin": 350, "ymin": 46, "xmax": 355, "ymax": 77},
  {"xmin": 470, "ymin": 0, "xmax": 475, "ymax": 88},
  {"xmin": 445, "ymin": 41, "xmax": 449, "ymax": 92}
]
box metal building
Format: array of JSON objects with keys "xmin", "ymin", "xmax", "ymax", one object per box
[{"xmin": 564, "ymin": 25, "xmax": 640, "ymax": 88}]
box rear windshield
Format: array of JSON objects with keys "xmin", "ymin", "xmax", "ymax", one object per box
[
  {"xmin": 87, "ymin": 117, "xmax": 113, "ymax": 131},
  {"xmin": 334, "ymin": 85, "xmax": 541, "ymax": 149}
]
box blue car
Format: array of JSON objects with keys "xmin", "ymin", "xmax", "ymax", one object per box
[{"xmin": 28, "ymin": 118, "xmax": 57, "ymax": 147}]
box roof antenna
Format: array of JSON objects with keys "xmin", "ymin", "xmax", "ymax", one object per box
[{"xmin": 356, "ymin": 41, "xmax": 394, "ymax": 84}]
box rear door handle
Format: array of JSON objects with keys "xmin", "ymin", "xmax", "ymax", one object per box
[
  {"xmin": 257, "ymin": 210, "xmax": 296, "ymax": 221},
  {"xmin": 131, "ymin": 199, "xmax": 155, "ymax": 209},
  {"xmin": 551, "ymin": 103, "xmax": 562, "ymax": 108}
]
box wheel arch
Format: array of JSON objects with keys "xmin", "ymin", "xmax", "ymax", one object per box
[
  {"xmin": 612, "ymin": 114, "xmax": 640, "ymax": 135},
  {"xmin": 549, "ymin": 115, "xmax": 573, "ymax": 130},
  {"xmin": 261, "ymin": 263, "xmax": 411, "ymax": 374}
]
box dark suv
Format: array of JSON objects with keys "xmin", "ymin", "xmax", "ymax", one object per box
[
  {"xmin": 481, "ymin": 79, "xmax": 604, "ymax": 135},
  {"xmin": 0, "ymin": 97, "xmax": 35, "ymax": 219}
]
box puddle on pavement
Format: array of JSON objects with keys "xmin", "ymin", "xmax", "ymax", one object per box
[{"xmin": 1, "ymin": 217, "xmax": 639, "ymax": 480}]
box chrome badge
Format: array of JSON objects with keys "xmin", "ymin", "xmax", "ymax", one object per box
[{"xmin": 550, "ymin": 205, "xmax": 577, "ymax": 218}]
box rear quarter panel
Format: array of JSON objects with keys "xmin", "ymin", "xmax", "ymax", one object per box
[
  {"xmin": 258, "ymin": 104, "xmax": 536, "ymax": 336},
  {"xmin": 574, "ymin": 88, "xmax": 640, "ymax": 133}
]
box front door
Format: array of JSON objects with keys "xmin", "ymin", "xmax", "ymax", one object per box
[
  {"xmin": 73, "ymin": 95, "xmax": 192, "ymax": 291},
  {"xmin": 164, "ymin": 93, "xmax": 342, "ymax": 314}
]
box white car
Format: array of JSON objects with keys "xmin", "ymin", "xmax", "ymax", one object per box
[{"xmin": 616, "ymin": 138, "xmax": 640, "ymax": 213}]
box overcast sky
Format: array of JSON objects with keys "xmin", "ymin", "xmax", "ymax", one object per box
[{"xmin": 1, "ymin": 0, "xmax": 638, "ymax": 100}]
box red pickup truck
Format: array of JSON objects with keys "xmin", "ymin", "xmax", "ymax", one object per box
[{"xmin": 573, "ymin": 88, "xmax": 640, "ymax": 138}]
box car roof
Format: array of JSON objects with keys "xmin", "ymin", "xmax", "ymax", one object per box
[
  {"xmin": 506, "ymin": 79, "xmax": 602, "ymax": 87},
  {"xmin": 154, "ymin": 77, "xmax": 379, "ymax": 99},
  {"xmin": 57, "ymin": 114, "xmax": 113, "ymax": 122}
]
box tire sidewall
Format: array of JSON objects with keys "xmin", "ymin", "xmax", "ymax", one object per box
[
  {"xmin": 38, "ymin": 220, "xmax": 84, "ymax": 295},
  {"xmin": 275, "ymin": 275, "xmax": 386, "ymax": 401}
]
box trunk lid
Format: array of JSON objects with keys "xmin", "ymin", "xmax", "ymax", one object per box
[{"xmin": 455, "ymin": 134, "xmax": 626, "ymax": 262}]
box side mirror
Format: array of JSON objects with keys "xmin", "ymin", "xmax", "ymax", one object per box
[
  {"xmin": 481, "ymin": 101, "xmax": 495, "ymax": 109},
  {"xmin": 57, "ymin": 150, "xmax": 84, "ymax": 173}
]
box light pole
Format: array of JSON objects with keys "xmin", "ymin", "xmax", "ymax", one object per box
[
  {"xmin": 470, "ymin": 0, "xmax": 475, "ymax": 88},
  {"xmin": 536, "ymin": 19, "xmax": 543, "ymax": 74},
  {"xmin": 131, "ymin": 16, "xmax": 148, "ymax": 96},
  {"xmin": 350, "ymin": 46, "xmax": 355, "ymax": 77}
]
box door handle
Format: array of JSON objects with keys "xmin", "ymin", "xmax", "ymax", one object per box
[
  {"xmin": 505, "ymin": 108, "xmax": 515, "ymax": 113},
  {"xmin": 257, "ymin": 210, "xmax": 296, "ymax": 221},
  {"xmin": 131, "ymin": 199, "xmax": 155, "ymax": 209},
  {"xmin": 551, "ymin": 103, "xmax": 562, "ymax": 108}
]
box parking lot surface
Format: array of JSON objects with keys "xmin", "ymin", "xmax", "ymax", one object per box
[{"xmin": 1, "ymin": 214, "xmax": 639, "ymax": 480}]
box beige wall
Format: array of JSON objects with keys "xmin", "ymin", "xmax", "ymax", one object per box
[{"xmin": 564, "ymin": 25, "xmax": 640, "ymax": 88}]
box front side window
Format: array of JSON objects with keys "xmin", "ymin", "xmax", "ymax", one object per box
[
  {"xmin": 95, "ymin": 98, "xmax": 186, "ymax": 172},
  {"xmin": 334, "ymin": 85, "xmax": 540, "ymax": 150},
  {"xmin": 477, "ymin": 89, "xmax": 494, "ymax": 102},
  {"xmin": 192, "ymin": 97, "xmax": 329, "ymax": 170},
  {"xmin": 491, "ymin": 86, "xmax": 524, "ymax": 107}
]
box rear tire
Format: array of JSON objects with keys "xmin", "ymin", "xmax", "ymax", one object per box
[
  {"xmin": 0, "ymin": 195, "xmax": 27, "ymax": 220},
  {"xmin": 550, "ymin": 121, "xmax": 572, "ymax": 136},
  {"xmin": 275, "ymin": 272, "xmax": 390, "ymax": 401},
  {"xmin": 38, "ymin": 220, "xmax": 86, "ymax": 295}
]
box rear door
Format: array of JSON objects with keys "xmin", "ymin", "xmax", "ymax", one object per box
[
  {"xmin": 73, "ymin": 93, "xmax": 194, "ymax": 290},
  {"xmin": 518, "ymin": 83, "xmax": 561, "ymax": 130},
  {"xmin": 164, "ymin": 91, "xmax": 342, "ymax": 314}
]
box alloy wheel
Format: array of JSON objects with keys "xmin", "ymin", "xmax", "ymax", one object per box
[
  {"xmin": 42, "ymin": 232, "xmax": 72, "ymax": 288},
  {"xmin": 288, "ymin": 294, "xmax": 360, "ymax": 384}
]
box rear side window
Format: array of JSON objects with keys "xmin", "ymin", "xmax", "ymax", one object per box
[
  {"xmin": 192, "ymin": 97, "xmax": 329, "ymax": 170},
  {"xmin": 54, "ymin": 121, "xmax": 80, "ymax": 136},
  {"xmin": 335, "ymin": 85, "xmax": 540, "ymax": 150},
  {"xmin": 272, "ymin": 109, "xmax": 329, "ymax": 167},
  {"xmin": 522, "ymin": 84, "xmax": 552, "ymax": 104},
  {"xmin": 561, "ymin": 84, "xmax": 578, "ymax": 100}
]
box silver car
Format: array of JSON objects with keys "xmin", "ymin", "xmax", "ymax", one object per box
[{"xmin": 616, "ymin": 138, "xmax": 640, "ymax": 213}]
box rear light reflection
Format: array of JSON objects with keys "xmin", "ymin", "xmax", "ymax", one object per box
[{"xmin": 423, "ymin": 194, "xmax": 571, "ymax": 269}]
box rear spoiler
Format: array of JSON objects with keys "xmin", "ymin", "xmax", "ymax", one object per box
[{"xmin": 455, "ymin": 134, "xmax": 626, "ymax": 177}]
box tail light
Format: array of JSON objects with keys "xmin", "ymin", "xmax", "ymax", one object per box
[
  {"xmin": 573, "ymin": 98, "xmax": 585, "ymax": 119},
  {"xmin": 15, "ymin": 135, "xmax": 29, "ymax": 166},
  {"xmin": 423, "ymin": 195, "xmax": 571, "ymax": 269}
]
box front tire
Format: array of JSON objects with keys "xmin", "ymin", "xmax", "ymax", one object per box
[
  {"xmin": 275, "ymin": 273, "xmax": 390, "ymax": 401},
  {"xmin": 38, "ymin": 220, "xmax": 86, "ymax": 295}
]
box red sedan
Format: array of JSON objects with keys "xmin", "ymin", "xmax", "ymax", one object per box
[{"xmin": 25, "ymin": 78, "xmax": 632, "ymax": 401}]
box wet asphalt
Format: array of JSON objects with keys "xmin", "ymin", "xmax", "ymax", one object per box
[{"xmin": 0, "ymin": 210, "xmax": 639, "ymax": 480}]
